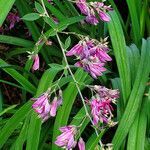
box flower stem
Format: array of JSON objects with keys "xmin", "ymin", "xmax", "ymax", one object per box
[{"xmin": 56, "ymin": 33, "xmax": 103, "ymax": 147}]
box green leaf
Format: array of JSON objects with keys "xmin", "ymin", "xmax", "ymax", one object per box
[
  {"xmin": 0, "ymin": 0, "xmax": 16, "ymax": 26},
  {"xmin": 35, "ymin": 1, "xmax": 44, "ymax": 14},
  {"xmin": 126, "ymin": 0, "xmax": 141, "ymax": 45},
  {"xmin": 108, "ymin": 11, "xmax": 131, "ymax": 105},
  {"xmin": 64, "ymin": 36, "xmax": 71, "ymax": 50},
  {"xmin": 0, "ymin": 59, "xmax": 36, "ymax": 94},
  {"xmin": 0, "ymin": 105, "xmax": 17, "ymax": 117},
  {"xmin": 11, "ymin": 113, "xmax": 30, "ymax": 150},
  {"xmin": 87, "ymin": 130, "xmax": 105, "ymax": 150},
  {"xmin": 22, "ymin": 13, "xmax": 40, "ymax": 21},
  {"xmin": 112, "ymin": 39, "xmax": 150, "ymax": 149},
  {"xmin": 0, "ymin": 35, "xmax": 34, "ymax": 47},
  {"xmin": 49, "ymin": 63, "xmax": 64, "ymax": 71},
  {"xmin": 0, "ymin": 101, "xmax": 32, "ymax": 148}
]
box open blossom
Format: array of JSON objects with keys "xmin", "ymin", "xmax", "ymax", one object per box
[
  {"xmin": 75, "ymin": 56, "xmax": 106, "ymax": 79},
  {"xmin": 76, "ymin": 0, "xmax": 112, "ymax": 25},
  {"xmin": 32, "ymin": 91, "xmax": 62, "ymax": 122},
  {"xmin": 66, "ymin": 38, "xmax": 111, "ymax": 78},
  {"xmin": 32, "ymin": 54, "xmax": 40, "ymax": 71},
  {"xmin": 78, "ymin": 138, "xmax": 85, "ymax": 150},
  {"xmin": 32, "ymin": 93, "xmax": 50, "ymax": 122},
  {"xmin": 55, "ymin": 125, "xmax": 77, "ymax": 149},
  {"xmin": 6, "ymin": 12, "xmax": 20, "ymax": 30},
  {"xmin": 89, "ymin": 86, "xmax": 119, "ymax": 125}
]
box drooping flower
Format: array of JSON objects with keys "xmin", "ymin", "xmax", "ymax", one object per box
[
  {"xmin": 89, "ymin": 86, "xmax": 119, "ymax": 125},
  {"xmin": 78, "ymin": 138, "xmax": 85, "ymax": 150},
  {"xmin": 55, "ymin": 125, "xmax": 77, "ymax": 149},
  {"xmin": 94, "ymin": 85, "xmax": 119, "ymax": 100},
  {"xmin": 75, "ymin": 56, "xmax": 106, "ymax": 79},
  {"xmin": 6, "ymin": 12, "xmax": 20, "ymax": 30},
  {"xmin": 76, "ymin": 0, "xmax": 89, "ymax": 15},
  {"xmin": 50, "ymin": 96, "xmax": 62, "ymax": 117},
  {"xmin": 32, "ymin": 93, "xmax": 51, "ymax": 122},
  {"xmin": 76, "ymin": 0, "xmax": 112, "ymax": 25},
  {"xmin": 32, "ymin": 54, "xmax": 40, "ymax": 71},
  {"xmin": 99, "ymin": 11, "xmax": 110, "ymax": 22},
  {"xmin": 32, "ymin": 90, "xmax": 63, "ymax": 122}
]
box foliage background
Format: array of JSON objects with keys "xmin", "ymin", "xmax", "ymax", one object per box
[{"xmin": 0, "ymin": 0, "xmax": 150, "ymax": 149}]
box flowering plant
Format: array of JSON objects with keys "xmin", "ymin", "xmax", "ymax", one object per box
[{"xmin": 0, "ymin": 0, "xmax": 149, "ymax": 150}]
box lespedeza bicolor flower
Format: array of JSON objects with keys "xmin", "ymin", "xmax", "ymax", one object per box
[
  {"xmin": 89, "ymin": 86, "xmax": 119, "ymax": 125},
  {"xmin": 32, "ymin": 90, "xmax": 62, "ymax": 122},
  {"xmin": 78, "ymin": 137, "xmax": 85, "ymax": 150},
  {"xmin": 32, "ymin": 54, "xmax": 40, "ymax": 71},
  {"xmin": 66, "ymin": 38, "xmax": 111, "ymax": 78},
  {"xmin": 55, "ymin": 125, "xmax": 77, "ymax": 149},
  {"xmin": 76, "ymin": 0, "xmax": 112, "ymax": 25}
]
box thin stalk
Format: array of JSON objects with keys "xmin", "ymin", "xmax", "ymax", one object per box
[{"xmin": 56, "ymin": 33, "xmax": 103, "ymax": 147}]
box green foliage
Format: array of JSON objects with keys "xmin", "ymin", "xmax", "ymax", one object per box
[
  {"xmin": 0, "ymin": 0, "xmax": 16, "ymax": 26},
  {"xmin": 0, "ymin": 0, "xmax": 149, "ymax": 150}
]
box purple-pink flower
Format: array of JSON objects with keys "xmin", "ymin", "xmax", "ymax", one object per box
[
  {"xmin": 32, "ymin": 91, "xmax": 62, "ymax": 122},
  {"xmin": 32, "ymin": 54, "xmax": 40, "ymax": 71},
  {"xmin": 76, "ymin": 0, "xmax": 112, "ymax": 25},
  {"xmin": 6, "ymin": 12, "xmax": 20, "ymax": 30},
  {"xmin": 78, "ymin": 138, "xmax": 85, "ymax": 150},
  {"xmin": 89, "ymin": 86, "xmax": 119, "ymax": 125},
  {"xmin": 55, "ymin": 125, "xmax": 77, "ymax": 149},
  {"xmin": 66, "ymin": 38, "xmax": 111, "ymax": 78},
  {"xmin": 32, "ymin": 93, "xmax": 50, "ymax": 122},
  {"xmin": 75, "ymin": 56, "xmax": 106, "ymax": 79}
]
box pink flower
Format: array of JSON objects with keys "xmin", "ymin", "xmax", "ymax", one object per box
[
  {"xmin": 50, "ymin": 96, "xmax": 62, "ymax": 117},
  {"xmin": 90, "ymin": 47, "xmax": 112, "ymax": 62},
  {"xmin": 78, "ymin": 138, "xmax": 85, "ymax": 150},
  {"xmin": 66, "ymin": 38, "xmax": 111, "ymax": 78},
  {"xmin": 66, "ymin": 43, "xmax": 84, "ymax": 56},
  {"xmin": 94, "ymin": 85, "xmax": 119, "ymax": 100},
  {"xmin": 32, "ymin": 93, "xmax": 51, "ymax": 122},
  {"xmin": 76, "ymin": 1, "xmax": 112, "ymax": 24},
  {"xmin": 85, "ymin": 15, "xmax": 99, "ymax": 25},
  {"xmin": 32, "ymin": 90, "xmax": 62, "ymax": 122},
  {"xmin": 75, "ymin": 56, "xmax": 106, "ymax": 78},
  {"xmin": 76, "ymin": 0, "xmax": 89, "ymax": 15},
  {"xmin": 7, "ymin": 12, "xmax": 20, "ymax": 30},
  {"xmin": 32, "ymin": 54, "xmax": 40, "ymax": 71},
  {"xmin": 55, "ymin": 125, "xmax": 77, "ymax": 149},
  {"xmin": 99, "ymin": 11, "xmax": 110, "ymax": 22},
  {"xmin": 89, "ymin": 86, "xmax": 119, "ymax": 125}
]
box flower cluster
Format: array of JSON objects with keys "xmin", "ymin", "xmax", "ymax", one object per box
[
  {"xmin": 89, "ymin": 85, "xmax": 119, "ymax": 125},
  {"xmin": 76, "ymin": 0, "xmax": 112, "ymax": 25},
  {"xmin": 55, "ymin": 125, "xmax": 85, "ymax": 150},
  {"xmin": 66, "ymin": 38, "xmax": 111, "ymax": 78},
  {"xmin": 7, "ymin": 12, "xmax": 20, "ymax": 30},
  {"xmin": 32, "ymin": 90, "xmax": 62, "ymax": 122}
]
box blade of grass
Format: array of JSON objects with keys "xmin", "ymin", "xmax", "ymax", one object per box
[
  {"xmin": 0, "ymin": 101, "xmax": 32, "ymax": 148},
  {"xmin": 0, "ymin": 0, "xmax": 15, "ymax": 26},
  {"xmin": 112, "ymin": 38, "xmax": 150, "ymax": 149},
  {"xmin": 108, "ymin": 11, "xmax": 131, "ymax": 105},
  {"xmin": 0, "ymin": 59, "xmax": 36, "ymax": 94},
  {"xmin": 126, "ymin": 0, "xmax": 141, "ymax": 45},
  {"xmin": 0, "ymin": 35, "xmax": 34, "ymax": 47}
]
